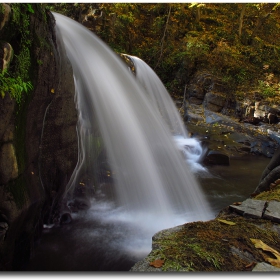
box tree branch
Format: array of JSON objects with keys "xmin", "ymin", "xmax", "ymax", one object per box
[{"xmin": 155, "ymin": 5, "xmax": 171, "ymax": 69}]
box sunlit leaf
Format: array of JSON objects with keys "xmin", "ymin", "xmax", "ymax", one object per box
[
  {"xmin": 250, "ymin": 239, "xmax": 280, "ymax": 268},
  {"xmin": 217, "ymin": 219, "xmax": 236, "ymax": 226},
  {"xmin": 150, "ymin": 259, "xmax": 164, "ymax": 268}
]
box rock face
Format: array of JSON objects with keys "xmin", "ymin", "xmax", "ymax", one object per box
[
  {"xmin": 0, "ymin": 4, "xmax": 78, "ymax": 270},
  {"xmin": 186, "ymin": 72, "xmax": 227, "ymax": 112},
  {"xmin": 184, "ymin": 71, "xmax": 280, "ymax": 129}
]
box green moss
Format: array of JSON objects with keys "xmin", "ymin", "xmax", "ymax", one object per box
[
  {"xmin": 254, "ymin": 184, "xmax": 280, "ymax": 202},
  {"xmin": 0, "ymin": 4, "xmax": 35, "ymax": 104},
  {"xmin": 147, "ymin": 217, "xmax": 280, "ymax": 271},
  {"xmin": 0, "ymin": 4, "xmax": 4, "ymax": 16}
]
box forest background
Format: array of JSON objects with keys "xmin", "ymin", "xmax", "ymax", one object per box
[{"xmin": 47, "ymin": 3, "xmax": 280, "ymax": 103}]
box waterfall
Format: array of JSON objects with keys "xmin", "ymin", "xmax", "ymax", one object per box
[
  {"xmin": 124, "ymin": 54, "xmax": 187, "ymax": 137},
  {"xmin": 124, "ymin": 54, "xmax": 207, "ymax": 172},
  {"xmin": 53, "ymin": 13, "xmax": 213, "ymax": 237}
]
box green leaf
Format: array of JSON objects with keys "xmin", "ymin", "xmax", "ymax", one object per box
[{"xmin": 217, "ymin": 219, "xmax": 236, "ymax": 226}]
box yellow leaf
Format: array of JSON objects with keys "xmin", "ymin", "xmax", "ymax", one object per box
[
  {"xmin": 149, "ymin": 259, "xmax": 164, "ymax": 268},
  {"xmin": 51, "ymin": 88, "xmax": 55, "ymax": 93},
  {"xmin": 250, "ymin": 239, "xmax": 280, "ymax": 268},
  {"xmin": 217, "ymin": 219, "xmax": 236, "ymax": 226}
]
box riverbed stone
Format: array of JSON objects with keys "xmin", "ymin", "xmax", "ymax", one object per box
[
  {"xmin": 203, "ymin": 150, "xmax": 230, "ymax": 166},
  {"xmin": 252, "ymin": 262, "xmax": 280, "ymax": 272},
  {"xmin": 229, "ymin": 199, "xmax": 266, "ymax": 219},
  {"xmin": 263, "ymin": 200, "xmax": 280, "ymax": 223}
]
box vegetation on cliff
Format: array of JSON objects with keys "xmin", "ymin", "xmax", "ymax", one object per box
[{"xmin": 0, "ymin": 3, "xmax": 35, "ymax": 104}]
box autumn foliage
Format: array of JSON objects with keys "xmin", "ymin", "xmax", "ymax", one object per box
[{"xmin": 48, "ymin": 3, "xmax": 280, "ymax": 98}]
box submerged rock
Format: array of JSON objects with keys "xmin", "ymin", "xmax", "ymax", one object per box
[
  {"xmin": 203, "ymin": 150, "xmax": 230, "ymax": 166},
  {"xmin": 59, "ymin": 213, "xmax": 72, "ymax": 225}
]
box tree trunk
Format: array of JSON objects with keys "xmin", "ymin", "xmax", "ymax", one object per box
[
  {"xmin": 238, "ymin": 4, "xmax": 246, "ymax": 38},
  {"xmin": 250, "ymin": 3, "xmax": 278, "ymax": 42},
  {"xmin": 155, "ymin": 5, "xmax": 172, "ymax": 69}
]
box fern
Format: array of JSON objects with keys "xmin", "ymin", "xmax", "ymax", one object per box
[{"xmin": 0, "ymin": 70, "xmax": 33, "ymax": 104}]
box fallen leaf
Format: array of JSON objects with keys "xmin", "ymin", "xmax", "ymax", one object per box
[
  {"xmin": 149, "ymin": 259, "xmax": 164, "ymax": 268},
  {"xmin": 217, "ymin": 219, "xmax": 236, "ymax": 226},
  {"xmin": 250, "ymin": 238, "xmax": 280, "ymax": 268},
  {"xmin": 232, "ymin": 202, "xmax": 242, "ymax": 206},
  {"xmin": 274, "ymin": 178, "xmax": 280, "ymax": 185},
  {"xmin": 51, "ymin": 88, "xmax": 55, "ymax": 93}
]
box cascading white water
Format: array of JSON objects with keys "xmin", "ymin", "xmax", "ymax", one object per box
[
  {"xmin": 125, "ymin": 55, "xmax": 187, "ymax": 137},
  {"xmin": 54, "ymin": 13, "xmax": 213, "ymax": 245},
  {"xmin": 125, "ymin": 54, "xmax": 207, "ymax": 172}
]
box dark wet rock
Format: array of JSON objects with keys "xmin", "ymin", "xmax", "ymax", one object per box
[
  {"xmin": 183, "ymin": 110, "xmax": 204, "ymax": 123},
  {"xmin": 245, "ymin": 106, "xmax": 255, "ymax": 118},
  {"xmin": 250, "ymin": 102, "xmax": 280, "ymax": 126},
  {"xmin": 203, "ymin": 92, "xmax": 226, "ymax": 112},
  {"xmin": 260, "ymin": 146, "xmax": 280, "ymax": 182},
  {"xmin": 252, "ymin": 262, "xmax": 280, "ymax": 272},
  {"xmin": 67, "ymin": 198, "xmax": 91, "ymax": 213},
  {"xmin": 0, "ymin": 222, "xmax": 8, "ymax": 241},
  {"xmin": 0, "ymin": 143, "xmax": 18, "ymax": 184},
  {"xmin": 59, "ymin": 213, "xmax": 72, "ymax": 225},
  {"xmin": 268, "ymin": 129, "xmax": 280, "ymax": 145},
  {"xmin": 263, "ymin": 200, "xmax": 280, "ymax": 223},
  {"xmin": 229, "ymin": 199, "xmax": 266, "ymax": 219},
  {"xmin": 250, "ymin": 141, "xmax": 276, "ymax": 158},
  {"xmin": 256, "ymin": 165, "xmax": 280, "ymax": 194},
  {"xmin": 239, "ymin": 146, "xmax": 251, "ymax": 152},
  {"xmin": 185, "ymin": 72, "xmax": 227, "ymax": 111},
  {"xmin": 267, "ymin": 113, "xmax": 278, "ymax": 124},
  {"xmin": 0, "ymin": 94, "xmax": 15, "ymax": 141},
  {"xmin": 203, "ymin": 150, "xmax": 230, "ymax": 166},
  {"xmin": 189, "ymin": 97, "xmax": 204, "ymax": 105},
  {"xmin": 243, "ymin": 117, "xmax": 261, "ymax": 125},
  {"xmin": 230, "ymin": 246, "xmax": 257, "ymax": 263},
  {"xmin": 187, "ymin": 84, "xmax": 205, "ymax": 99}
]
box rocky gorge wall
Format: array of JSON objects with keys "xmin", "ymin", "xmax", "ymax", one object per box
[{"xmin": 0, "ymin": 4, "xmax": 78, "ymax": 270}]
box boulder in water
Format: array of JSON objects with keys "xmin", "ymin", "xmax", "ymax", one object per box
[
  {"xmin": 59, "ymin": 213, "xmax": 72, "ymax": 225},
  {"xmin": 203, "ymin": 150, "xmax": 230, "ymax": 166}
]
